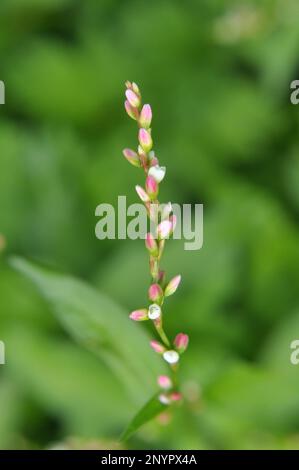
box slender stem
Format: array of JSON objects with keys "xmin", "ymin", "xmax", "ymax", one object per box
[{"xmin": 154, "ymin": 321, "xmax": 170, "ymax": 347}]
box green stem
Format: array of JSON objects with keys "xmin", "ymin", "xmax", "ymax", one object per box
[{"xmin": 154, "ymin": 321, "xmax": 170, "ymax": 347}]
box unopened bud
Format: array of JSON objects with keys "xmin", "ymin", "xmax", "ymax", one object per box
[
  {"xmin": 135, "ymin": 185, "xmax": 150, "ymax": 202},
  {"xmin": 158, "ymin": 375, "xmax": 172, "ymax": 390},
  {"xmin": 164, "ymin": 275, "xmax": 181, "ymax": 297},
  {"xmin": 123, "ymin": 148, "xmax": 140, "ymax": 167},
  {"xmin": 174, "ymin": 333, "xmax": 189, "ymax": 353},
  {"xmin": 145, "ymin": 175, "xmax": 158, "ymax": 200},
  {"xmin": 157, "ymin": 220, "xmax": 173, "ymax": 240},
  {"xmin": 138, "ymin": 128, "xmax": 153, "ymax": 153},
  {"xmin": 150, "ymin": 340, "xmax": 165, "ymax": 354},
  {"xmin": 148, "ymin": 151, "xmax": 159, "ymax": 167},
  {"xmin": 158, "ymin": 270, "xmax": 166, "ymax": 285},
  {"xmin": 125, "ymin": 89, "xmax": 140, "ymax": 108},
  {"xmin": 145, "ymin": 233, "xmax": 159, "ymax": 256},
  {"xmin": 124, "ymin": 100, "xmax": 139, "ymax": 120},
  {"xmin": 159, "ymin": 394, "xmax": 171, "ymax": 405},
  {"xmin": 148, "ymin": 165, "xmax": 166, "ymax": 183},
  {"xmin": 163, "ymin": 350, "xmax": 180, "ymax": 364},
  {"xmin": 139, "ymin": 104, "xmax": 152, "ymax": 128},
  {"xmin": 148, "ymin": 303, "xmax": 161, "ymax": 320},
  {"xmin": 132, "ymin": 82, "xmax": 140, "ymax": 97},
  {"xmin": 148, "ymin": 284, "xmax": 163, "ymax": 303},
  {"xmin": 129, "ymin": 309, "xmax": 148, "ymax": 321},
  {"xmin": 170, "ymin": 392, "xmax": 182, "ymax": 402}
]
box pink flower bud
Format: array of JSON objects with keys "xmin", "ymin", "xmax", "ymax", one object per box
[
  {"xmin": 135, "ymin": 185, "xmax": 150, "ymax": 202},
  {"xmin": 164, "ymin": 275, "xmax": 181, "ymax": 297},
  {"xmin": 148, "ymin": 165, "xmax": 166, "ymax": 183},
  {"xmin": 170, "ymin": 392, "xmax": 182, "ymax": 402},
  {"xmin": 123, "ymin": 148, "xmax": 140, "ymax": 168},
  {"xmin": 132, "ymin": 82, "xmax": 140, "ymax": 96},
  {"xmin": 158, "ymin": 270, "xmax": 166, "ymax": 285},
  {"xmin": 157, "ymin": 375, "xmax": 172, "ymax": 390},
  {"xmin": 174, "ymin": 333, "xmax": 189, "ymax": 353},
  {"xmin": 148, "ymin": 283, "xmax": 163, "ymax": 303},
  {"xmin": 124, "ymin": 100, "xmax": 139, "ymax": 120},
  {"xmin": 150, "ymin": 340, "xmax": 166, "ymax": 354},
  {"xmin": 148, "ymin": 151, "xmax": 159, "ymax": 167},
  {"xmin": 145, "ymin": 175, "xmax": 158, "ymax": 200},
  {"xmin": 129, "ymin": 309, "xmax": 148, "ymax": 321},
  {"xmin": 145, "ymin": 233, "xmax": 158, "ymax": 256},
  {"xmin": 157, "ymin": 220, "xmax": 172, "ymax": 239},
  {"xmin": 139, "ymin": 104, "xmax": 152, "ymax": 128},
  {"xmin": 125, "ymin": 89, "xmax": 140, "ymax": 108},
  {"xmin": 138, "ymin": 128, "xmax": 153, "ymax": 152}
]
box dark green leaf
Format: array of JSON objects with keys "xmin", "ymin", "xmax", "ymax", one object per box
[{"xmin": 121, "ymin": 393, "xmax": 166, "ymax": 442}]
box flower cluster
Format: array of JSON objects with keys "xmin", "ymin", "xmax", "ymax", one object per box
[{"xmin": 123, "ymin": 81, "xmax": 189, "ymax": 404}]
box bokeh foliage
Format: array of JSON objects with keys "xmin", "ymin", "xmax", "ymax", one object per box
[{"xmin": 1, "ymin": 0, "xmax": 299, "ymax": 449}]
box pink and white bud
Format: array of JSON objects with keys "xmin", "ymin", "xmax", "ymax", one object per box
[
  {"xmin": 148, "ymin": 165, "xmax": 166, "ymax": 183},
  {"xmin": 148, "ymin": 303, "xmax": 161, "ymax": 320},
  {"xmin": 125, "ymin": 89, "xmax": 140, "ymax": 108},
  {"xmin": 150, "ymin": 340, "xmax": 165, "ymax": 354},
  {"xmin": 138, "ymin": 128, "xmax": 153, "ymax": 152},
  {"xmin": 139, "ymin": 104, "xmax": 152, "ymax": 129},
  {"xmin": 170, "ymin": 392, "xmax": 182, "ymax": 402},
  {"xmin": 158, "ymin": 375, "xmax": 172, "ymax": 390},
  {"xmin": 159, "ymin": 394, "xmax": 171, "ymax": 405},
  {"xmin": 124, "ymin": 100, "xmax": 139, "ymax": 120},
  {"xmin": 129, "ymin": 309, "xmax": 148, "ymax": 321},
  {"xmin": 135, "ymin": 185, "xmax": 150, "ymax": 203},
  {"xmin": 148, "ymin": 283, "xmax": 163, "ymax": 303},
  {"xmin": 163, "ymin": 350, "xmax": 180, "ymax": 364},
  {"xmin": 164, "ymin": 275, "xmax": 181, "ymax": 297},
  {"xmin": 158, "ymin": 270, "xmax": 166, "ymax": 285},
  {"xmin": 174, "ymin": 333, "xmax": 189, "ymax": 353},
  {"xmin": 145, "ymin": 175, "xmax": 158, "ymax": 200},
  {"xmin": 145, "ymin": 233, "xmax": 159, "ymax": 256},
  {"xmin": 132, "ymin": 82, "xmax": 140, "ymax": 96},
  {"xmin": 148, "ymin": 151, "xmax": 159, "ymax": 167},
  {"xmin": 157, "ymin": 220, "xmax": 173, "ymax": 240},
  {"xmin": 123, "ymin": 148, "xmax": 140, "ymax": 167}
]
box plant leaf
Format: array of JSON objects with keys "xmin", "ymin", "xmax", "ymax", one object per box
[
  {"xmin": 10, "ymin": 256, "xmax": 165, "ymax": 404},
  {"xmin": 121, "ymin": 393, "xmax": 167, "ymax": 441}
]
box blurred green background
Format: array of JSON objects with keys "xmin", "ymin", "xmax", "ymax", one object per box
[{"xmin": 1, "ymin": 0, "xmax": 299, "ymax": 450}]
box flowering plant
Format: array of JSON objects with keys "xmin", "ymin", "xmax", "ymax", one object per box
[{"xmin": 123, "ymin": 81, "xmax": 189, "ymax": 407}]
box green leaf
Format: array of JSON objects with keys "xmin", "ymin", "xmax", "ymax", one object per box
[
  {"xmin": 10, "ymin": 256, "xmax": 165, "ymax": 404},
  {"xmin": 121, "ymin": 393, "xmax": 166, "ymax": 442}
]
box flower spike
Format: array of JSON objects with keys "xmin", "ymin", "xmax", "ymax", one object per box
[{"xmin": 122, "ymin": 81, "xmax": 189, "ymax": 411}]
